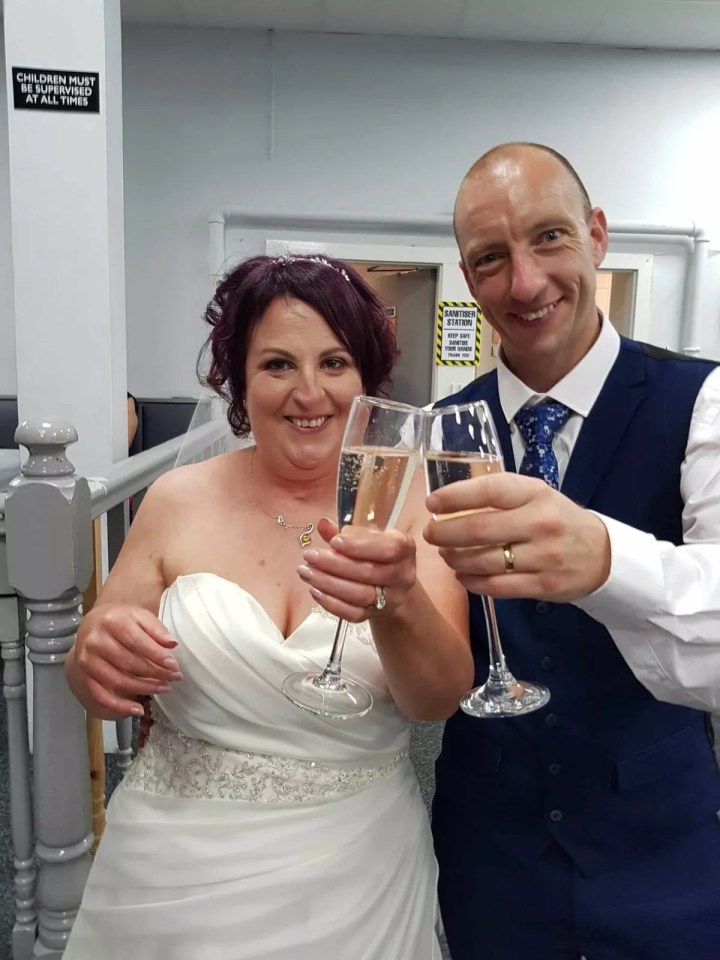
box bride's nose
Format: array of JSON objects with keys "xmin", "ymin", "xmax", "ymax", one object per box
[{"xmin": 292, "ymin": 368, "xmax": 325, "ymax": 407}]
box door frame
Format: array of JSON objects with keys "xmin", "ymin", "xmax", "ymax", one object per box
[{"xmin": 600, "ymin": 252, "xmax": 653, "ymax": 341}]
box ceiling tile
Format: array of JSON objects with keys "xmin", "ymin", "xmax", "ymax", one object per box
[
  {"xmin": 458, "ymin": 0, "xmax": 612, "ymax": 44},
  {"xmin": 184, "ymin": 0, "xmax": 325, "ymax": 30},
  {"xmin": 123, "ymin": 0, "xmax": 326, "ymax": 31},
  {"xmin": 119, "ymin": 0, "xmax": 720, "ymax": 50},
  {"xmin": 324, "ymin": 0, "xmax": 469, "ymax": 38},
  {"xmin": 590, "ymin": 1, "xmax": 720, "ymax": 49},
  {"xmin": 121, "ymin": 0, "xmax": 187, "ymax": 25}
]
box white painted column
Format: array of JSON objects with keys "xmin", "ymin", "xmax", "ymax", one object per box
[{"xmin": 4, "ymin": 0, "xmax": 127, "ymax": 477}]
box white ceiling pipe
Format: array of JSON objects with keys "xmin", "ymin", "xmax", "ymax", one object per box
[
  {"xmin": 607, "ymin": 221, "xmax": 703, "ymax": 239},
  {"xmin": 208, "ymin": 213, "xmax": 709, "ymax": 354},
  {"xmin": 208, "ymin": 213, "xmax": 227, "ymax": 280},
  {"xmin": 213, "ymin": 209, "xmax": 453, "ymax": 233},
  {"xmin": 680, "ymin": 235, "xmax": 710, "ymax": 355},
  {"xmin": 609, "ymin": 234, "xmax": 692, "ymax": 246}
]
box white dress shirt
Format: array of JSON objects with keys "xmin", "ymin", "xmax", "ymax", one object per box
[{"xmin": 497, "ymin": 316, "xmax": 720, "ymax": 713}]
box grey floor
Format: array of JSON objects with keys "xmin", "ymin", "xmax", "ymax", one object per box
[
  {"xmin": 0, "ymin": 699, "xmax": 450, "ymax": 959},
  {"xmin": 410, "ymin": 722, "xmax": 452, "ymax": 959}
]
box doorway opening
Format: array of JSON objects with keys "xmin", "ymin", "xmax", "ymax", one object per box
[
  {"xmin": 596, "ymin": 269, "xmax": 637, "ymax": 338},
  {"xmin": 348, "ymin": 261, "xmax": 438, "ymax": 408}
]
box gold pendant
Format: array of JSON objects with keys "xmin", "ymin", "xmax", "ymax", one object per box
[{"xmin": 299, "ymin": 522, "xmax": 314, "ymax": 548}]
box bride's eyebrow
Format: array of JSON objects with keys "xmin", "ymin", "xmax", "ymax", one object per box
[
  {"xmin": 256, "ymin": 347, "xmax": 350, "ymax": 359},
  {"xmin": 318, "ymin": 347, "xmax": 351, "ymax": 358},
  {"xmin": 257, "ymin": 348, "xmax": 294, "ymax": 358}
]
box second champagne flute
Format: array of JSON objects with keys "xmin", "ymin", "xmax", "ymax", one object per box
[
  {"xmin": 282, "ymin": 395, "xmax": 422, "ymax": 720},
  {"xmin": 424, "ymin": 400, "xmax": 550, "ymax": 718}
]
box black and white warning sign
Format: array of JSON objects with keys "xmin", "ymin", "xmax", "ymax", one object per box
[
  {"xmin": 12, "ymin": 67, "xmax": 100, "ymax": 113},
  {"xmin": 436, "ymin": 302, "xmax": 480, "ymax": 365}
]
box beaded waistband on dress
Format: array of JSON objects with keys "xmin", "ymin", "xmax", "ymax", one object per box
[{"xmin": 122, "ymin": 708, "xmax": 408, "ymax": 804}]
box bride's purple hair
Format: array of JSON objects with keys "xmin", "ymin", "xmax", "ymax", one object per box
[{"xmin": 198, "ymin": 254, "xmax": 399, "ymax": 437}]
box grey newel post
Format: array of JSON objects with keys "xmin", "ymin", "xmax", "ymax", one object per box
[
  {"xmin": 4, "ymin": 421, "xmax": 94, "ymax": 958},
  {"xmin": 0, "ymin": 559, "xmax": 36, "ymax": 960}
]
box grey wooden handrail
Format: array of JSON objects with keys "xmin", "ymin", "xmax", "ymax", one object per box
[
  {"xmin": 0, "ymin": 419, "xmax": 229, "ymax": 521},
  {"xmin": 90, "ymin": 419, "xmax": 228, "ymax": 518}
]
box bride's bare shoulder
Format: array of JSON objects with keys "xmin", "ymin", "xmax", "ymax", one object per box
[{"xmin": 143, "ymin": 448, "xmax": 252, "ymax": 510}]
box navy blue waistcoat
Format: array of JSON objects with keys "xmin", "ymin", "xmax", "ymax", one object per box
[{"xmin": 433, "ymin": 338, "xmax": 720, "ymax": 877}]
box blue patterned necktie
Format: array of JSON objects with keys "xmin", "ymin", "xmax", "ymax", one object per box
[{"xmin": 515, "ymin": 401, "xmax": 571, "ymax": 489}]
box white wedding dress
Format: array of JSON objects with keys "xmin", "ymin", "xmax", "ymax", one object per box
[{"xmin": 65, "ymin": 572, "xmax": 442, "ymax": 960}]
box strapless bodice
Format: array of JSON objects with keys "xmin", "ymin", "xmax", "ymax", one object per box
[{"xmin": 151, "ymin": 572, "xmax": 411, "ymax": 766}]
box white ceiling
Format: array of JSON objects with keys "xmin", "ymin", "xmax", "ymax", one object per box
[{"xmin": 117, "ymin": 0, "xmax": 720, "ymax": 52}]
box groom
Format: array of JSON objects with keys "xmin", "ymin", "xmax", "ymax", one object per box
[{"xmin": 425, "ymin": 142, "xmax": 720, "ymax": 959}]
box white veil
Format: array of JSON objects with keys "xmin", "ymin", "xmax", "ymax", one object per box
[{"xmin": 173, "ymin": 386, "xmax": 253, "ymax": 469}]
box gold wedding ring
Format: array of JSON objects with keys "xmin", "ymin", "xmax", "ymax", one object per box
[
  {"xmin": 502, "ymin": 545, "xmax": 515, "ymax": 574},
  {"xmin": 373, "ymin": 585, "xmax": 387, "ymax": 611}
]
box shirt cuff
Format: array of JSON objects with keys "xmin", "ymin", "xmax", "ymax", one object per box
[{"xmin": 574, "ymin": 513, "xmax": 666, "ymax": 625}]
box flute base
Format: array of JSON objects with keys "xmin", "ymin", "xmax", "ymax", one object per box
[
  {"xmin": 282, "ymin": 671, "xmax": 373, "ymax": 720},
  {"xmin": 460, "ymin": 673, "xmax": 550, "ymax": 719}
]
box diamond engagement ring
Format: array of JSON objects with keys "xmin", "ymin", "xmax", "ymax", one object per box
[{"xmin": 373, "ymin": 586, "xmax": 387, "ymax": 611}]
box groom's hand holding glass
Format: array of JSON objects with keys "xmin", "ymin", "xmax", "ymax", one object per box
[{"xmin": 423, "ymin": 472, "xmax": 611, "ymax": 603}]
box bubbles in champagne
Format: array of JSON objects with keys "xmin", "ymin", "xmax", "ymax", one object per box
[{"xmin": 337, "ymin": 446, "xmax": 417, "ymax": 530}]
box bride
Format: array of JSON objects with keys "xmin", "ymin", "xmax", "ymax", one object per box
[{"xmin": 64, "ymin": 254, "xmax": 472, "ymax": 959}]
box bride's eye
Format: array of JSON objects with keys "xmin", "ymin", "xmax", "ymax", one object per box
[
  {"xmin": 322, "ymin": 357, "xmax": 347, "ymax": 370},
  {"xmin": 264, "ymin": 359, "xmax": 292, "ymax": 371}
]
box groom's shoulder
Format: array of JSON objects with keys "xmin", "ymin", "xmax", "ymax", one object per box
[{"xmin": 433, "ymin": 370, "xmax": 496, "ymax": 409}]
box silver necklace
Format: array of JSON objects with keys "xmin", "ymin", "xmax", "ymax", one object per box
[
  {"xmin": 272, "ymin": 513, "xmax": 315, "ymax": 548},
  {"xmin": 249, "ymin": 451, "xmax": 316, "ymax": 548}
]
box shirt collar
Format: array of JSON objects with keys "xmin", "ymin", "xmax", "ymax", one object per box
[{"xmin": 497, "ymin": 312, "xmax": 621, "ymax": 424}]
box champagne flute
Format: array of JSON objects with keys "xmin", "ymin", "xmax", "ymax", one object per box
[
  {"xmin": 283, "ymin": 395, "xmax": 422, "ymax": 720},
  {"xmin": 424, "ymin": 400, "xmax": 550, "ymax": 718}
]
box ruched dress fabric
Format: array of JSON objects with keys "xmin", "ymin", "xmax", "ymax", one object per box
[{"xmin": 65, "ymin": 573, "xmax": 441, "ymax": 960}]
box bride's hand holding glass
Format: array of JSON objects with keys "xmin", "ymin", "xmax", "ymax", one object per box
[
  {"xmin": 296, "ymin": 487, "xmax": 474, "ymax": 725},
  {"xmin": 298, "ymin": 518, "xmax": 417, "ymax": 624},
  {"xmin": 282, "ymin": 395, "xmax": 422, "ymax": 719}
]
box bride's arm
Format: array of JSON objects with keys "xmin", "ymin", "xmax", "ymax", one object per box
[
  {"xmin": 65, "ymin": 475, "xmax": 182, "ymax": 718},
  {"xmin": 303, "ymin": 471, "xmax": 473, "ymax": 721},
  {"xmin": 365, "ymin": 474, "xmax": 472, "ymax": 721}
]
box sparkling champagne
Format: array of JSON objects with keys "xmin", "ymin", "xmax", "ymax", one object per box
[
  {"xmin": 425, "ymin": 451, "xmax": 503, "ymax": 520},
  {"xmin": 337, "ymin": 446, "xmax": 417, "ymax": 530}
]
